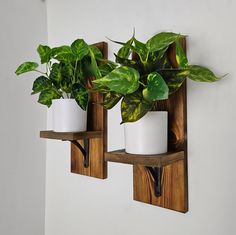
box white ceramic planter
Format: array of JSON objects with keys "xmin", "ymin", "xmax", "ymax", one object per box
[
  {"xmin": 52, "ymin": 99, "xmax": 87, "ymax": 132},
  {"xmin": 124, "ymin": 111, "xmax": 168, "ymax": 155}
]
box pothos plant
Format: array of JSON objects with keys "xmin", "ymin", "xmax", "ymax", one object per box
[
  {"xmin": 93, "ymin": 32, "xmax": 223, "ymax": 123},
  {"xmin": 15, "ymin": 39, "xmax": 103, "ymax": 110}
]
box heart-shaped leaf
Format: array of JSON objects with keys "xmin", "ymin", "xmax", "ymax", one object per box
[
  {"xmin": 103, "ymin": 92, "xmax": 122, "ymax": 109},
  {"xmin": 175, "ymin": 38, "xmax": 188, "ymax": 68},
  {"xmin": 15, "ymin": 62, "xmax": 39, "ymax": 75},
  {"xmin": 159, "ymin": 69, "xmax": 188, "ymax": 94},
  {"xmin": 38, "ymin": 88, "xmax": 61, "ymax": 107},
  {"xmin": 49, "ymin": 63, "xmax": 62, "ymax": 88},
  {"xmin": 71, "ymin": 84, "xmax": 88, "ymax": 110},
  {"xmin": 89, "ymin": 45, "xmax": 103, "ymax": 59},
  {"xmin": 99, "ymin": 61, "xmax": 118, "ymax": 76},
  {"xmin": 37, "ymin": 45, "xmax": 51, "ymax": 64},
  {"xmin": 51, "ymin": 46, "xmax": 75, "ymax": 62},
  {"xmin": 32, "ymin": 76, "xmax": 52, "ymax": 94},
  {"xmin": 146, "ymin": 32, "xmax": 180, "ymax": 52},
  {"xmin": 121, "ymin": 91, "xmax": 153, "ymax": 123},
  {"xmin": 71, "ymin": 39, "xmax": 89, "ymax": 60},
  {"xmin": 142, "ymin": 72, "xmax": 169, "ymax": 101},
  {"xmin": 92, "ymin": 66, "xmax": 140, "ymax": 95},
  {"xmin": 89, "ymin": 48, "xmax": 101, "ymax": 79}
]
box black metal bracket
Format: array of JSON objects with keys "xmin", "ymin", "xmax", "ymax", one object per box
[
  {"xmin": 67, "ymin": 139, "xmax": 90, "ymax": 168},
  {"xmin": 146, "ymin": 166, "xmax": 162, "ymax": 197}
]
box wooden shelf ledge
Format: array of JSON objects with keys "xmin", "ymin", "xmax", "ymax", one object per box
[
  {"xmin": 40, "ymin": 130, "xmax": 103, "ymax": 141},
  {"xmin": 105, "ymin": 149, "xmax": 184, "ymax": 167}
]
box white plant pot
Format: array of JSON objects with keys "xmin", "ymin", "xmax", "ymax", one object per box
[
  {"xmin": 124, "ymin": 111, "xmax": 168, "ymax": 155},
  {"xmin": 52, "ymin": 99, "xmax": 87, "ymax": 132}
]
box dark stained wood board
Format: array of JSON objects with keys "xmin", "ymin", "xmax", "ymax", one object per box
[
  {"xmin": 105, "ymin": 150, "xmax": 184, "ymax": 167},
  {"xmin": 71, "ymin": 42, "xmax": 108, "ymax": 179},
  {"xmin": 40, "ymin": 130, "xmax": 103, "ymax": 141},
  {"xmin": 133, "ymin": 38, "xmax": 188, "ymax": 213}
]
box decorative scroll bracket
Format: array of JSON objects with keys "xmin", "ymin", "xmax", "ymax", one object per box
[
  {"xmin": 146, "ymin": 167, "xmax": 162, "ymax": 197},
  {"xmin": 67, "ymin": 139, "xmax": 90, "ymax": 168}
]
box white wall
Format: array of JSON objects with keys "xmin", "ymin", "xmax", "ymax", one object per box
[
  {"xmin": 45, "ymin": 0, "xmax": 236, "ymax": 234},
  {"xmin": 0, "ymin": 0, "xmax": 47, "ymax": 235}
]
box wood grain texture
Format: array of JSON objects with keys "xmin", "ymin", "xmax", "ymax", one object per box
[
  {"xmin": 71, "ymin": 42, "xmax": 108, "ymax": 179},
  {"xmin": 105, "ymin": 149, "xmax": 184, "ymax": 167},
  {"xmin": 133, "ymin": 38, "xmax": 188, "ymax": 213},
  {"xmin": 40, "ymin": 130, "xmax": 103, "ymax": 140}
]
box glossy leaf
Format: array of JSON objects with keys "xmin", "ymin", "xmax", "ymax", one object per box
[
  {"xmin": 38, "ymin": 89, "xmax": 61, "ymax": 107},
  {"xmin": 146, "ymin": 32, "xmax": 180, "ymax": 52},
  {"xmin": 103, "ymin": 92, "xmax": 122, "ymax": 109},
  {"xmin": 92, "ymin": 66, "xmax": 140, "ymax": 95},
  {"xmin": 71, "ymin": 84, "xmax": 88, "ymax": 110},
  {"xmin": 117, "ymin": 36, "xmax": 134, "ymax": 59},
  {"xmin": 143, "ymin": 72, "xmax": 169, "ymax": 101},
  {"xmin": 114, "ymin": 54, "xmax": 138, "ymax": 68},
  {"xmin": 159, "ymin": 69, "xmax": 188, "ymax": 94},
  {"xmin": 89, "ymin": 48, "xmax": 101, "ymax": 78},
  {"xmin": 175, "ymin": 38, "xmax": 188, "ymax": 68},
  {"xmin": 188, "ymin": 65, "xmax": 220, "ymax": 82},
  {"xmin": 71, "ymin": 39, "xmax": 89, "ymax": 60},
  {"xmin": 15, "ymin": 62, "xmax": 39, "ymax": 75},
  {"xmin": 32, "ymin": 76, "xmax": 52, "ymax": 94},
  {"xmin": 89, "ymin": 45, "xmax": 103, "ymax": 59},
  {"xmin": 51, "ymin": 46, "xmax": 75, "ymax": 62},
  {"xmin": 133, "ymin": 37, "xmax": 149, "ymax": 63},
  {"xmin": 49, "ymin": 63, "xmax": 62, "ymax": 87},
  {"xmin": 99, "ymin": 61, "xmax": 118, "ymax": 76},
  {"xmin": 37, "ymin": 45, "xmax": 51, "ymax": 64},
  {"xmin": 121, "ymin": 91, "xmax": 153, "ymax": 123}
]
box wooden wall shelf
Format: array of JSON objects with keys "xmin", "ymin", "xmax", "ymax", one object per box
[
  {"xmin": 105, "ymin": 150, "xmax": 184, "ymax": 167},
  {"xmin": 40, "ymin": 40, "xmax": 188, "ymax": 213},
  {"xmin": 40, "ymin": 41, "xmax": 108, "ymax": 179},
  {"xmin": 40, "ymin": 130, "xmax": 103, "ymax": 141}
]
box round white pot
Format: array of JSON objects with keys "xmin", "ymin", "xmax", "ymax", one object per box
[
  {"xmin": 124, "ymin": 111, "xmax": 168, "ymax": 155},
  {"xmin": 52, "ymin": 99, "xmax": 87, "ymax": 132}
]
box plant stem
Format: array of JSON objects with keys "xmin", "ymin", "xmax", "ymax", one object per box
[
  {"xmin": 73, "ymin": 59, "xmax": 78, "ymax": 83},
  {"xmin": 139, "ymin": 81, "xmax": 146, "ymax": 87},
  {"xmin": 34, "ymin": 70, "xmax": 47, "ymax": 76}
]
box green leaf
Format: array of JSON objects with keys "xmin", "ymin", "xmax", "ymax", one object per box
[
  {"xmin": 71, "ymin": 39, "xmax": 89, "ymax": 60},
  {"xmin": 32, "ymin": 76, "xmax": 52, "ymax": 94},
  {"xmin": 89, "ymin": 48, "xmax": 102, "ymax": 78},
  {"xmin": 15, "ymin": 62, "xmax": 39, "ymax": 75},
  {"xmin": 165, "ymin": 75, "xmax": 186, "ymax": 94},
  {"xmin": 133, "ymin": 37, "xmax": 149, "ymax": 63},
  {"xmin": 89, "ymin": 45, "xmax": 103, "ymax": 59},
  {"xmin": 92, "ymin": 66, "xmax": 140, "ymax": 95},
  {"xmin": 146, "ymin": 32, "xmax": 180, "ymax": 52},
  {"xmin": 103, "ymin": 92, "xmax": 122, "ymax": 109},
  {"xmin": 121, "ymin": 91, "xmax": 153, "ymax": 123},
  {"xmin": 175, "ymin": 38, "xmax": 188, "ymax": 68},
  {"xmin": 142, "ymin": 72, "xmax": 169, "ymax": 101},
  {"xmin": 114, "ymin": 54, "xmax": 138, "ymax": 68},
  {"xmin": 188, "ymin": 65, "xmax": 220, "ymax": 82},
  {"xmin": 37, "ymin": 45, "xmax": 51, "ymax": 64},
  {"xmin": 99, "ymin": 60, "xmax": 118, "ymax": 76},
  {"xmin": 117, "ymin": 36, "xmax": 134, "ymax": 59},
  {"xmin": 49, "ymin": 63, "xmax": 62, "ymax": 87},
  {"xmin": 60, "ymin": 77, "xmax": 71, "ymax": 93},
  {"xmin": 51, "ymin": 46, "xmax": 75, "ymax": 62},
  {"xmin": 71, "ymin": 84, "xmax": 88, "ymax": 110},
  {"xmin": 159, "ymin": 69, "xmax": 188, "ymax": 94},
  {"xmin": 38, "ymin": 89, "xmax": 61, "ymax": 107}
]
